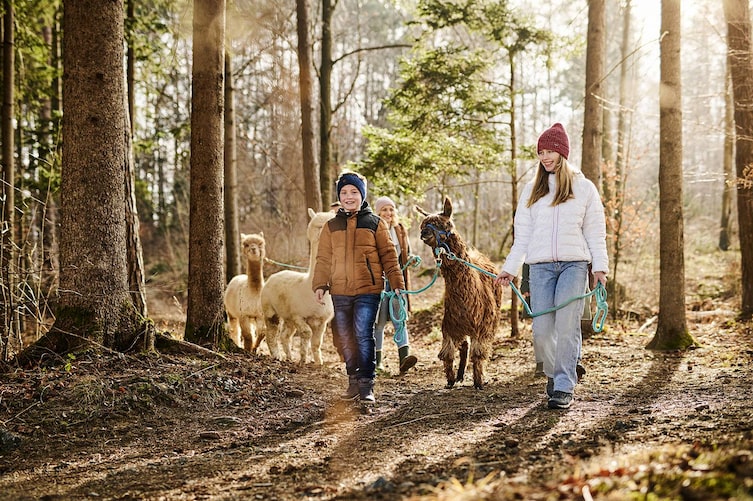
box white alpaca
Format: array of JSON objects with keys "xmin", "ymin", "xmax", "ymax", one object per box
[
  {"xmin": 261, "ymin": 209, "xmax": 334, "ymax": 364},
  {"xmin": 224, "ymin": 233, "xmax": 266, "ymax": 352}
]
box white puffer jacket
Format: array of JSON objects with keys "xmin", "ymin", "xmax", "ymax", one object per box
[{"xmin": 501, "ymin": 171, "xmax": 609, "ymax": 276}]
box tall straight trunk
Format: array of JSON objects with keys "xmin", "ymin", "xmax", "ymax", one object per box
[
  {"xmin": 296, "ymin": 0, "xmax": 321, "ymax": 213},
  {"xmin": 124, "ymin": 0, "xmax": 147, "ymax": 318},
  {"xmin": 508, "ymin": 51, "xmax": 520, "ymax": 338},
  {"xmin": 1, "ymin": 0, "xmax": 16, "ymax": 356},
  {"xmin": 581, "ymin": 0, "xmax": 605, "ymax": 185},
  {"xmin": 719, "ymin": 66, "xmax": 735, "ymax": 251},
  {"xmin": 723, "ymin": 0, "xmax": 753, "ymax": 319},
  {"xmin": 648, "ymin": 0, "xmax": 693, "ymax": 349},
  {"xmin": 319, "ymin": 0, "xmax": 333, "ymax": 206},
  {"xmin": 185, "ymin": 0, "xmax": 232, "ymax": 347},
  {"xmin": 224, "ymin": 51, "xmax": 240, "ymax": 281},
  {"xmin": 611, "ymin": 0, "xmax": 633, "ymax": 312}
]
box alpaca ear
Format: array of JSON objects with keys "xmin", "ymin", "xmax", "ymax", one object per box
[
  {"xmin": 308, "ymin": 208, "xmax": 316, "ymax": 219},
  {"xmin": 415, "ymin": 205, "xmax": 429, "ymax": 217},
  {"xmin": 259, "ymin": 231, "xmax": 264, "ymax": 238},
  {"xmin": 241, "ymin": 233, "xmax": 248, "ymax": 239},
  {"xmin": 442, "ymin": 197, "xmax": 453, "ymax": 217}
]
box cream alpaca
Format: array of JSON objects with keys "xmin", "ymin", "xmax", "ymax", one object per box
[{"xmin": 260, "ymin": 209, "xmax": 335, "ymax": 364}]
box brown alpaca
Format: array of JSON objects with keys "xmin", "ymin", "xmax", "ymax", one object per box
[
  {"xmin": 416, "ymin": 197, "xmax": 504, "ymax": 389},
  {"xmin": 224, "ymin": 233, "xmax": 266, "ymax": 352}
]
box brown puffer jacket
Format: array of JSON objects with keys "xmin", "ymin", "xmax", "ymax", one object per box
[{"xmin": 313, "ymin": 205, "xmax": 405, "ymax": 296}]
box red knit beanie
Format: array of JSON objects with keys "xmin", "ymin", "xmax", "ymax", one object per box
[{"xmin": 537, "ymin": 123, "xmax": 570, "ymax": 159}]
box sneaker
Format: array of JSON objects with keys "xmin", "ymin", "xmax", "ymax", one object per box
[
  {"xmin": 547, "ymin": 391, "xmax": 573, "ymax": 409},
  {"xmin": 546, "ymin": 378, "xmax": 554, "ymax": 398}
]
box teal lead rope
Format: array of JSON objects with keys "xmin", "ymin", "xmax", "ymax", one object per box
[{"xmin": 382, "ymin": 246, "xmax": 609, "ymax": 334}]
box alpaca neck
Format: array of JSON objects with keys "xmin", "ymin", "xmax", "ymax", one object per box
[
  {"xmin": 245, "ymin": 259, "xmax": 264, "ymax": 289},
  {"xmin": 440, "ymin": 239, "xmax": 470, "ymax": 280},
  {"xmin": 305, "ymin": 240, "xmax": 319, "ymax": 280}
]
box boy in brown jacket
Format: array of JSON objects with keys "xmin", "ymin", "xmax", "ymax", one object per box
[{"xmin": 313, "ymin": 171, "xmax": 405, "ymax": 403}]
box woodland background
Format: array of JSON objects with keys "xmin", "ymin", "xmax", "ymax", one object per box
[
  {"xmin": 0, "ymin": 1, "xmax": 751, "ymax": 499},
  {"xmin": 0, "ymin": 0, "xmax": 749, "ymax": 354}
]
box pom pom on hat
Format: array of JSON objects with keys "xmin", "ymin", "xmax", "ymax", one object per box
[
  {"xmin": 336, "ymin": 171, "xmax": 367, "ymax": 201},
  {"xmin": 374, "ymin": 196, "xmax": 396, "ymax": 214},
  {"xmin": 537, "ymin": 123, "xmax": 570, "ymax": 159}
]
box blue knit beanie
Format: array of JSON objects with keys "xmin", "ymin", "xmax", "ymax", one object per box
[{"xmin": 336, "ymin": 172, "xmax": 367, "ymax": 201}]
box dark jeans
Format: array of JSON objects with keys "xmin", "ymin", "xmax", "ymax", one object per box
[{"xmin": 331, "ymin": 294, "xmax": 381, "ymax": 379}]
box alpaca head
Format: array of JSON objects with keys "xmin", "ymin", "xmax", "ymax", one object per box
[
  {"xmin": 415, "ymin": 197, "xmax": 456, "ymax": 252},
  {"xmin": 240, "ymin": 232, "xmax": 266, "ymax": 261},
  {"xmin": 307, "ymin": 208, "xmax": 335, "ymax": 244}
]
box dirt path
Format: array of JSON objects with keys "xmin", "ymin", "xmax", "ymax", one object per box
[{"xmin": 1, "ymin": 278, "xmax": 751, "ymax": 500}]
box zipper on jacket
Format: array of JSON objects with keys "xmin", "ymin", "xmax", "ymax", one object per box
[
  {"xmin": 366, "ymin": 258, "xmax": 376, "ymax": 285},
  {"xmin": 552, "ymin": 204, "xmax": 559, "ymax": 262}
]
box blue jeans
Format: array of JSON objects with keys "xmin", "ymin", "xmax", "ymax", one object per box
[
  {"xmin": 374, "ymin": 282, "xmax": 409, "ymax": 351},
  {"xmin": 529, "ymin": 261, "xmax": 589, "ymax": 394},
  {"xmin": 331, "ymin": 294, "xmax": 381, "ymax": 379}
]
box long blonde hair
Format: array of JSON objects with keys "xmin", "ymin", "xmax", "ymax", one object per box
[{"xmin": 526, "ymin": 156, "xmax": 576, "ymax": 207}]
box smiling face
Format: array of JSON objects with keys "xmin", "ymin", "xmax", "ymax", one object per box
[
  {"xmin": 378, "ymin": 205, "xmax": 396, "ymax": 226},
  {"xmin": 338, "ymin": 184, "xmax": 363, "ymax": 212},
  {"xmin": 538, "ymin": 149, "xmax": 561, "ymax": 173}
]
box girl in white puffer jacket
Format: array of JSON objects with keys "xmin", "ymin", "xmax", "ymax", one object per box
[{"xmin": 496, "ymin": 123, "xmax": 608, "ymax": 410}]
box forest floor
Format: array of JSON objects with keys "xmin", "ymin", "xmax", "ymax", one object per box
[{"xmin": 1, "ymin": 253, "xmax": 752, "ymax": 500}]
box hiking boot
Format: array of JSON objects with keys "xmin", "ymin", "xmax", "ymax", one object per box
[
  {"xmin": 547, "ymin": 391, "xmax": 573, "ymax": 409},
  {"xmin": 340, "ymin": 375, "xmax": 359, "ymax": 400},
  {"xmin": 534, "ymin": 361, "xmax": 545, "ymax": 377},
  {"xmin": 546, "ymin": 377, "xmax": 554, "ymax": 398},
  {"xmin": 358, "ymin": 378, "xmax": 375, "ymax": 403},
  {"xmin": 398, "ymin": 346, "xmax": 417, "ymax": 375}
]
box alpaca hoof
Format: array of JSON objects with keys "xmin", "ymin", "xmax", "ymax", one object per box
[
  {"xmin": 445, "ymin": 380, "xmax": 455, "ymax": 389},
  {"xmin": 474, "ymin": 382, "xmax": 484, "ymax": 390}
]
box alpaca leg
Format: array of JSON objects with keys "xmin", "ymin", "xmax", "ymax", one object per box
[
  {"xmin": 308, "ymin": 319, "xmax": 327, "ymax": 365},
  {"xmin": 227, "ymin": 315, "xmax": 242, "ymax": 348},
  {"xmin": 438, "ymin": 336, "xmax": 456, "ymax": 388},
  {"xmin": 251, "ymin": 318, "xmax": 266, "ymax": 353},
  {"xmin": 265, "ymin": 315, "xmax": 282, "ymax": 359},
  {"xmin": 469, "ymin": 339, "xmax": 488, "ymax": 390},
  {"xmin": 239, "ymin": 316, "xmax": 256, "ymax": 352},
  {"xmin": 290, "ymin": 318, "xmax": 313, "ymax": 365},
  {"xmin": 456, "ymin": 339, "xmax": 469, "ymax": 383},
  {"xmin": 280, "ymin": 323, "xmax": 297, "ymax": 361}
]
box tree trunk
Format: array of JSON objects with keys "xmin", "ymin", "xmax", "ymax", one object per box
[
  {"xmin": 185, "ymin": 0, "xmax": 232, "ymax": 348},
  {"xmin": 297, "ymin": 0, "xmax": 321, "ymax": 213},
  {"xmin": 647, "ymin": 0, "xmax": 693, "ymax": 349},
  {"xmin": 1, "ymin": 0, "xmax": 16, "ymax": 358},
  {"xmin": 319, "ymin": 0, "xmax": 334, "ymax": 207},
  {"xmin": 123, "ymin": 1, "xmax": 147, "ymax": 319},
  {"xmin": 581, "ymin": 0, "xmax": 605, "ymax": 185},
  {"xmin": 508, "ymin": 51, "xmax": 520, "ymax": 338},
  {"xmin": 224, "ymin": 51, "xmax": 240, "ymax": 282},
  {"xmin": 124, "ymin": 95, "xmax": 148, "ymax": 319},
  {"xmin": 18, "ymin": 0, "xmax": 147, "ymax": 366},
  {"xmin": 719, "ymin": 66, "xmax": 734, "ymax": 251},
  {"xmin": 611, "ymin": 0, "xmax": 633, "ymax": 315},
  {"xmin": 723, "ymin": 0, "xmax": 753, "ymax": 319}
]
